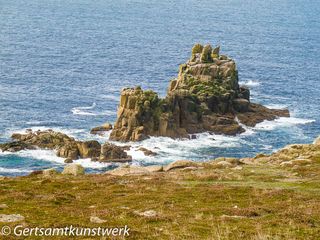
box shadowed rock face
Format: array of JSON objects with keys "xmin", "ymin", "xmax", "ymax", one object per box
[{"xmin": 110, "ymin": 44, "xmax": 289, "ymax": 142}]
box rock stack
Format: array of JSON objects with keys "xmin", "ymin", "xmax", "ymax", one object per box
[{"xmin": 110, "ymin": 44, "xmax": 289, "ymax": 142}]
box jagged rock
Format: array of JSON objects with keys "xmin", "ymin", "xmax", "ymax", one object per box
[
  {"xmin": 77, "ymin": 140, "xmax": 101, "ymax": 158},
  {"xmin": 99, "ymin": 143, "xmax": 132, "ymax": 162},
  {"xmin": 138, "ymin": 147, "xmax": 157, "ymax": 156},
  {"xmin": 0, "ymin": 141, "xmax": 35, "ymax": 152},
  {"xmin": 62, "ymin": 164, "xmax": 85, "ymax": 176},
  {"xmin": 201, "ymin": 44, "xmax": 213, "ymax": 63},
  {"xmin": 90, "ymin": 123, "xmax": 113, "ymax": 135},
  {"xmin": 212, "ymin": 46, "xmax": 220, "ymax": 58},
  {"xmin": 233, "ymin": 99, "xmax": 250, "ymax": 112},
  {"xmin": 56, "ymin": 143, "xmax": 79, "ymax": 160},
  {"xmin": 109, "ymin": 44, "xmax": 289, "ymax": 142},
  {"xmin": 236, "ymin": 103, "xmax": 289, "ymax": 127},
  {"xmin": 164, "ymin": 160, "xmax": 200, "ymax": 171},
  {"xmin": 191, "ymin": 43, "xmax": 204, "ymax": 55}
]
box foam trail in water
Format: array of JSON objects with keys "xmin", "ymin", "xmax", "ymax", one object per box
[
  {"xmin": 0, "ymin": 167, "xmax": 32, "ymax": 173},
  {"xmin": 264, "ymin": 104, "xmax": 288, "ymax": 109},
  {"xmin": 254, "ymin": 117, "xmax": 315, "ymax": 131},
  {"xmin": 239, "ymin": 80, "xmax": 261, "ymax": 87},
  {"xmin": 71, "ymin": 102, "xmax": 115, "ymax": 116}
]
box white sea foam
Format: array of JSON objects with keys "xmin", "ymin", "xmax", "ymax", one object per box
[
  {"xmin": 253, "ymin": 117, "xmax": 315, "ymax": 131},
  {"xmin": 239, "ymin": 80, "xmax": 261, "ymax": 87},
  {"xmin": 123, "ymin": 133, "xmax": 243, "ymax": 164},
  {"xmin": 71, "ymin": 102, "xmax": 114, "ymax": 116},
  {"xmin": 0, "ymin": 167, "xmax": 31, "ymax": 173},
  {"xmin": 74, "ymin": 158, "xmax": 115, "ymax": 169},
  {"xmin": 264, "ymin": 104, "xmax": 288, "ymax": 109},
  {"xmin": 16, "ymin": 149, "xmax": 65, "ymax": 163},
  {"xmin": 0, "ymin": 149, "xmax": 115, "ymax": 170}
]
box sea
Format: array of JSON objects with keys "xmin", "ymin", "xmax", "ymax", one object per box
[{"xmin": 1, "ymin": 0, "xmax": 319, "ymax": 176}]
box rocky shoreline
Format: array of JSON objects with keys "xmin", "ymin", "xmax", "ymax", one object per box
[{"xmin": 15, "ymin": 135, "xmax": 318, "ymax": 178}]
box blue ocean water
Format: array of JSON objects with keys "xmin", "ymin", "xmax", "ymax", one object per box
[{"xmin": 1, "ymin": 0, "xmax": 319, "ymax": 176}]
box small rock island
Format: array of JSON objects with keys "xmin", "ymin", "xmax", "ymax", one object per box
[{"xmin": 110, "ymin": 44, "xmax": 289, "ymax": 142}]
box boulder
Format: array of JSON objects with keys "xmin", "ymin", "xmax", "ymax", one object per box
[
  {"xmin": 138, "ymin": 147, "xmax": 157, "ymax": 156},
  {"xmin": 100, "ymin": 143, "xmax": 132, "ymax": 162},
  {"xmin": 107, "ymin": 165, "xmax": 163, "ymax": 176},
  {"xmin": 0, "ymin": 214, "xmax": 25, "ymax": 223},
  {"xmin": 0, "ymin": 204, "xmax": 8, "ymax": 209},
  {"xmin": 215, "ymin": 161, "xmax": 233, "ymax": 168},
  {"xmin": 42, "ymin": 168, "xmax": 58, "ymax": 177},
  {"xmin": 133, "ymin": 210, "xmax": 158, "ymax": 218},
  {"xmin": 90, "ymin": 216, "xmax": 107, "ymax": 224},
  {"xmin": 164, "ymin": 160, "xmax": 199, "ymax": 171},
  {"xmin": 90, "ymin": 123, "xmax": 113, "ymax": 135},
  {"xmin": 62, "ymin": 164, "xmax": 85, "ymax": 176},
  {"xmin": 108, "ymin": 166, "xmax": 150, "ymax": 176},
  {"xmin": 64, "ymin": 158, "xmax": 73, "ymax": 163}
]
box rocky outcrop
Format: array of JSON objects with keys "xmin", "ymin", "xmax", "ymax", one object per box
[
  {"xmin": 0, "ymin": 130, "xmax": 132, "ymax": 163},
  {"xmin": 110, "ymin": 44, "xmax": 289, "ymax": 142}
]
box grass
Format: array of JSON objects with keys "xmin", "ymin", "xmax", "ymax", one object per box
[{"xmin": 1, "ymin": 161, "xmax": 320, "ymax": 240}]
